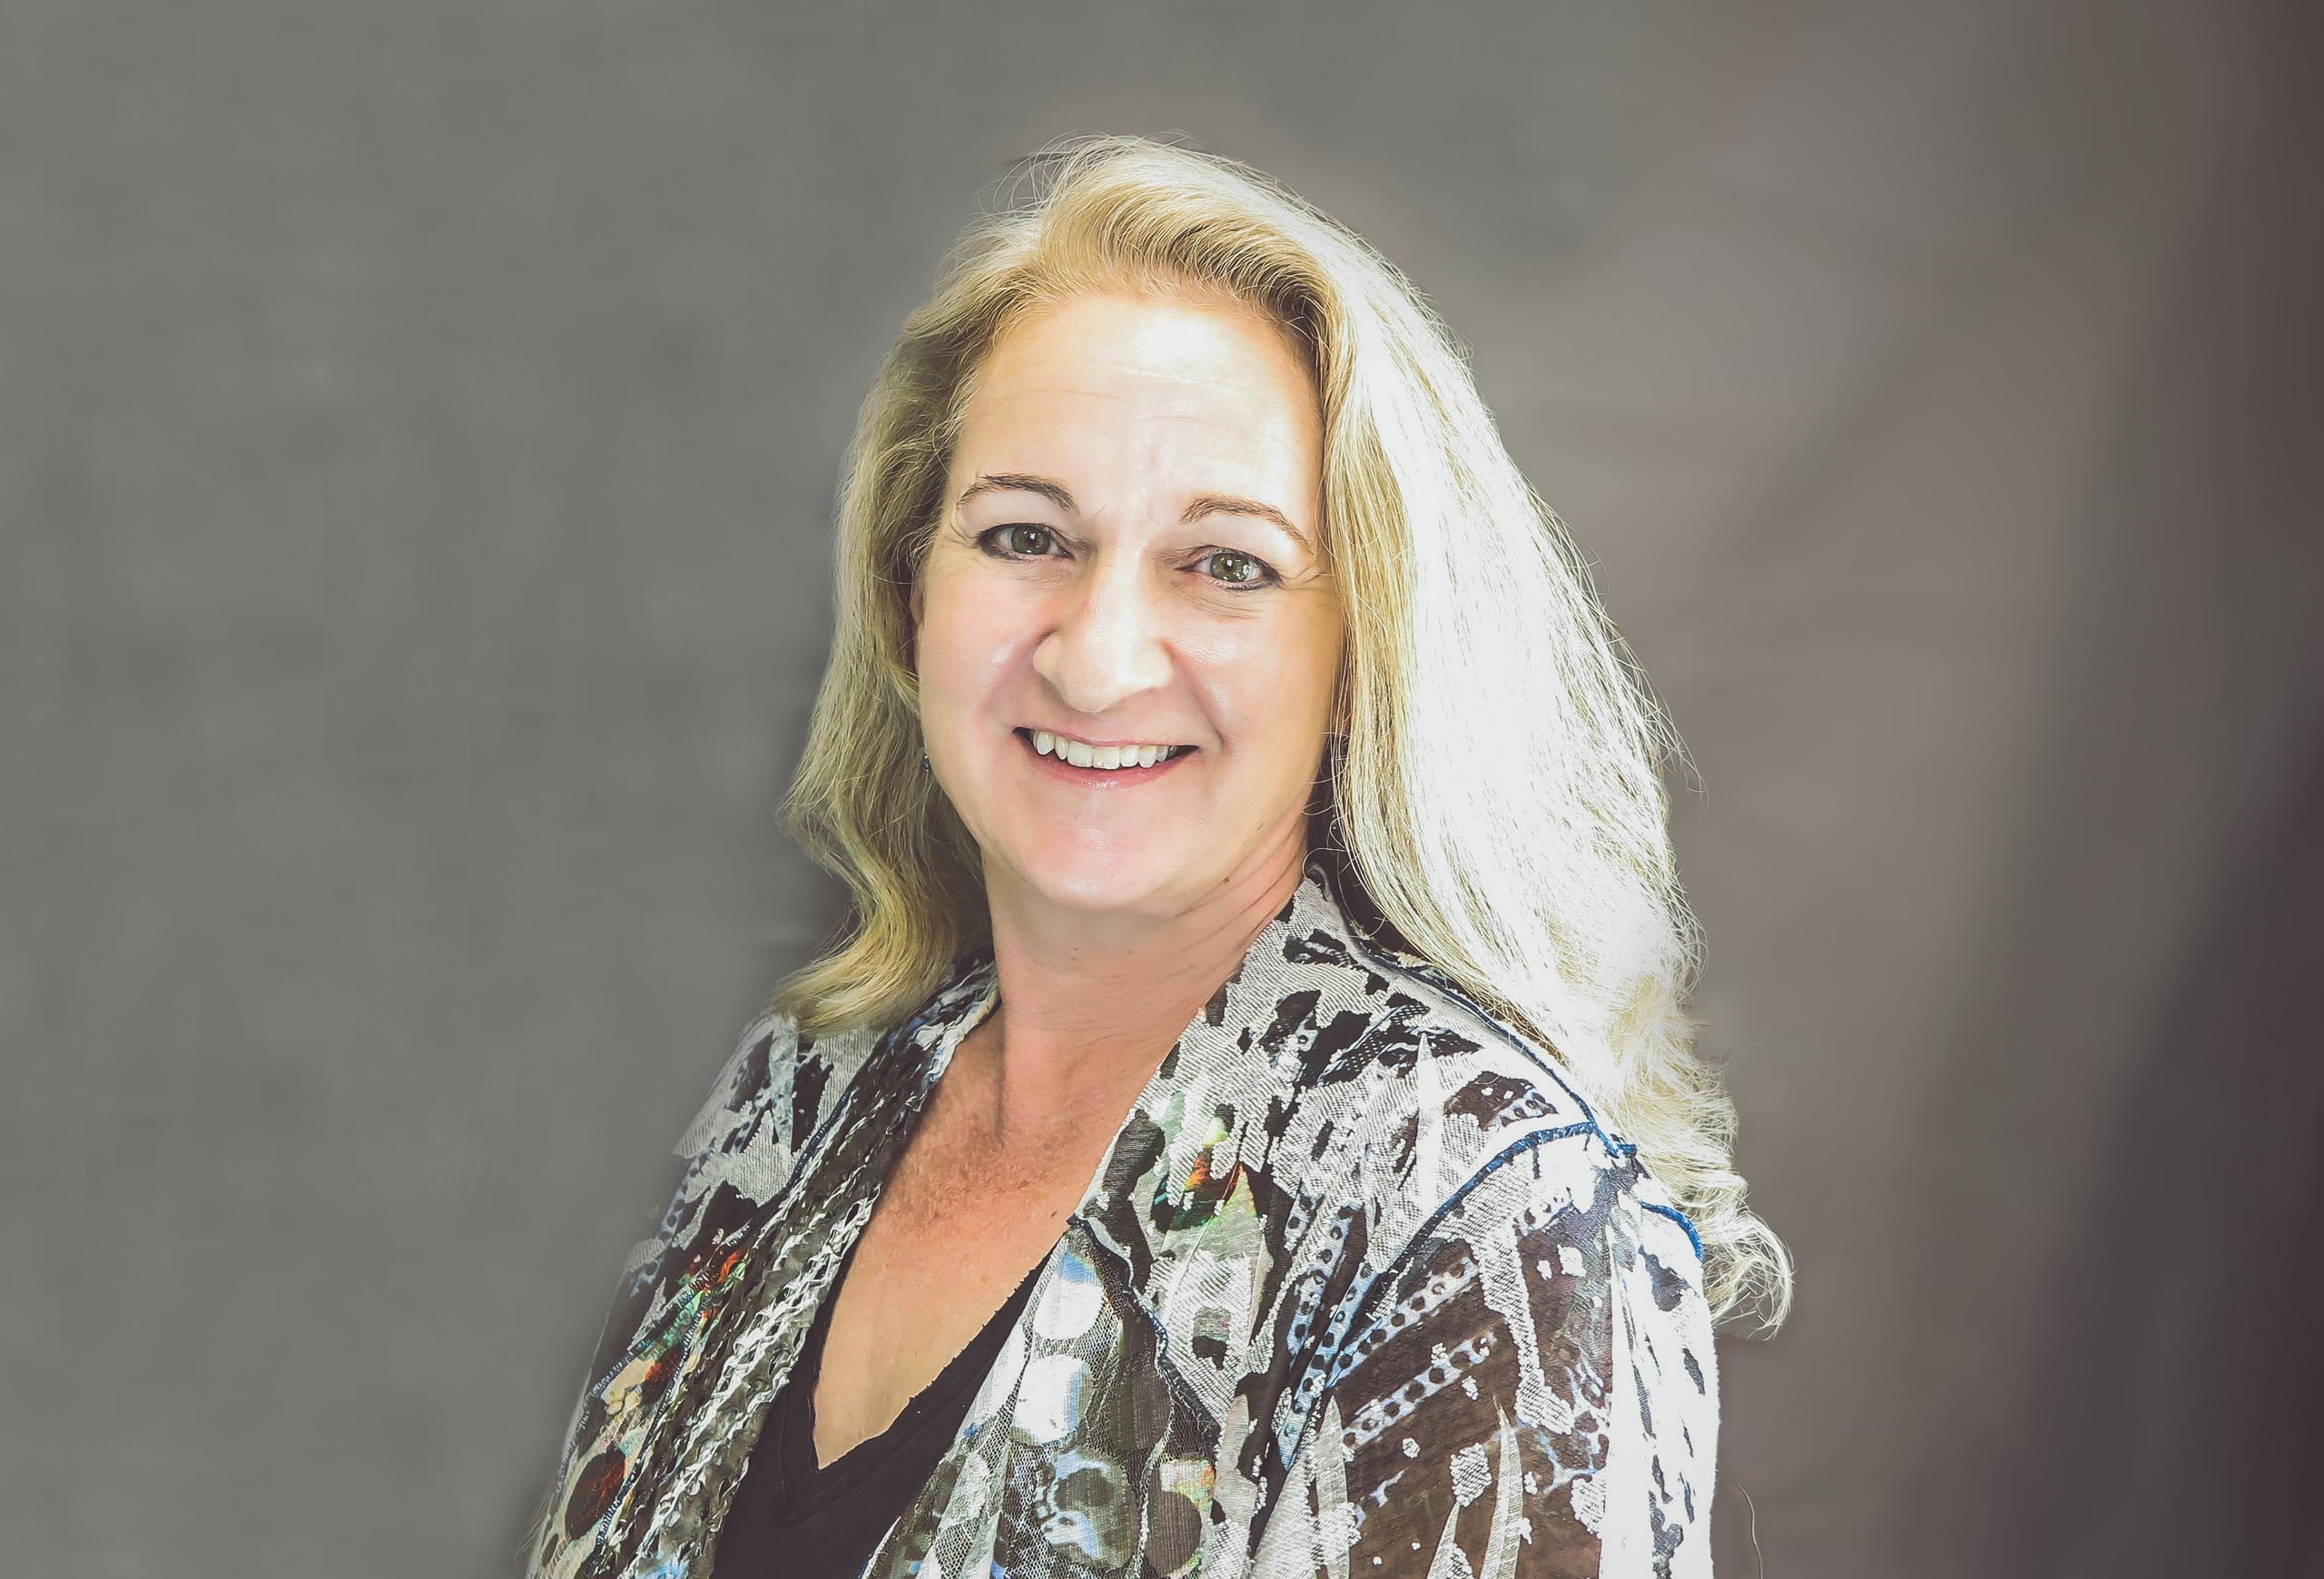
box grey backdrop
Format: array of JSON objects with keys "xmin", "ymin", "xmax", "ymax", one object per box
[{"xmin": 10, "ymin": 2, "xmax": 2318, "ymax": 1575}]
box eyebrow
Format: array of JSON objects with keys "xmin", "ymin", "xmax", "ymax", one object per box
[{"xmin": 956, "ymin": 472, "xmax": 1314, "ymax": 555}]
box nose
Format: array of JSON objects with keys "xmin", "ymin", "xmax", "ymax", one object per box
[{"xmin": 1029, "ymin": 551, "xmax": 1175, "ymax": 718}]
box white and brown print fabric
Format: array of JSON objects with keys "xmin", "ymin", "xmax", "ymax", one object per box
[{"xmin": 527, "ymin": 857, "xmax": 1719, "ymax": 1578}]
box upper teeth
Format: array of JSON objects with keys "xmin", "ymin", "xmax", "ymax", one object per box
[{"xmin": 1032, "ymin": 731, "xmax": 1186, "ymax": 770}]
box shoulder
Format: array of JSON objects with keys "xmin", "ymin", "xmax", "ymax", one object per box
[
  {"xmin": 1250, "ymin": 940, "xmax": 1719, "ymax": 1572},
  {"xmin": 1223, "ymin": 907, "xmax": 1713, "ymax": 1329},
  {"xmin": 1260, "ymin": 924, "xmax": 1692, "ymax": 1281},
  {"xmin": 1334, "ymin": 938, "xmax": 1717, "ymax": 1388},
  {"xmin": 663, "ymin": 1003, "xmax": 887, "ymax": 1205},
  {"xmin": 665, "ymin": 956, "xmax": 998, "ymax": 1200}
]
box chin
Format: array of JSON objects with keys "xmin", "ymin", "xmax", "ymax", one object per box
[{"xmin": 1006, "ymin": 850, "xmax": 1177, "ymax": 913}]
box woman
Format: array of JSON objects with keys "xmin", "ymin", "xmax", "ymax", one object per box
[{"xmin": 522, "ymin": 134, "xmax": 1790, "ymax": 1579}]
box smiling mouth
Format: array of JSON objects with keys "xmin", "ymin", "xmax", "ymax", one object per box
[{"xmin": 1014, "ymin": 728, "xmax": 1199, "ymax": 771}]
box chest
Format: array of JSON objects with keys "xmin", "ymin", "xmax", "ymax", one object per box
[{"xmin": 807, "ymin": 1108, "xmax": 1095, "ymax": 1468}]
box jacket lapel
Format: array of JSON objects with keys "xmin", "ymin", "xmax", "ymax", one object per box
[
  {"xmin": 583, "ymin": 959, "xmax": 998, "ymax": 1578},
  {"xmin": 863, "ymin": 860, "xmax": 1414, "ymax": 1578}
]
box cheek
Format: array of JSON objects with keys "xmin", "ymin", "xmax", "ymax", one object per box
[
  {"xmin": 919, "ymin": 583, "xmax": 1029, "ymax": 700},
  {"xmin": 1202, "ymin": 624, "xmax": 1336, "ymax": 736}
]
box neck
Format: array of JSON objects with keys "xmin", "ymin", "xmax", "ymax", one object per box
[{"xmin": 961, "ymin": 821, "xmax": 1308, "ymax": 1155}]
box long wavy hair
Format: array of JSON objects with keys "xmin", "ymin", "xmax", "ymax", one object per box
[{"xmin": 769, "ymin": 133, "xmax": 1791, "ymax": 1330}]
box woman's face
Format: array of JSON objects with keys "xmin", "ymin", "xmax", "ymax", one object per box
[{"xmin": 911, "ymin": 288, "xmax": 1342, "ymax": 921}]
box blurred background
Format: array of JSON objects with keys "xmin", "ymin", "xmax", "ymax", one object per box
[{"xmin": 7, "ymin": 1, "xmax": 2317, "ymax": 1574}]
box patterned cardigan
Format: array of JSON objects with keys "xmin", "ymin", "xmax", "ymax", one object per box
[{"xmin": 524, "ymin": 858, "xmax": 1719, "ymax": 1578}]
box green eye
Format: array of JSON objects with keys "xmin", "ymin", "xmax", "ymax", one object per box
[
  {"xmin": 978, "ymin": 525, "xmax": 1060, "ymax": 561},
  {"xmin": 1199, "ymin": 548, "xmax": 1279, "ymax": 590},
  {"xmin": 980, "ymin": 527, "xmax": 1279, "ymax": 592}
]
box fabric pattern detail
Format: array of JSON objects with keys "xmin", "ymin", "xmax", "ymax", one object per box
[{"xmin": 526, "ymin": 856, "xmax": 1718, "ymax": 1578}]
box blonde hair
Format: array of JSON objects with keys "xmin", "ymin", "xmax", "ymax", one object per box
[{"xmin": 770, "ymin": 133, "xmax": 1791, "ymax": 1331}]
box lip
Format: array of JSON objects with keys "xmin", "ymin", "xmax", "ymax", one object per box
[{"xmin": 1014, "ymin": 727, "xmax": 1198, "ymax": 786}]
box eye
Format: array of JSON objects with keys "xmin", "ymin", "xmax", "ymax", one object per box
[
  {"xmin": 977, "ymin": 526, "xmax": 1280, "ymax": 592},
  {"xmin": 978, "ymin": 524, "xmax": 1063, "ymax": 560},
  {"xmin": 1194, "ymin": 548, "xmax": 1282, "ymax": 591}
]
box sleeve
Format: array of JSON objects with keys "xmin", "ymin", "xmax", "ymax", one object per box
[
  {"xmin": 1243, "ymin": 1141, "xmax": 1718, "ymax": 1579},
  {"xmin": 583, "ymin": 1006, "xmax": 797, "ymax": 1384},
  {"xmin": 514, "ymin": 1008, "xmax": 800, "ymax": 1577}
]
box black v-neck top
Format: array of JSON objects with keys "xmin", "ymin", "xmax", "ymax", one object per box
[{"xmin": 707, "ymin": 1235, "xmax": 1047, "ymax": 1579}]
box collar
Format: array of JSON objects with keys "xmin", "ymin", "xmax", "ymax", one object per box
[{"xmin": 838, "ymin": 853, "xmax": 1554, "ymax": 1436}]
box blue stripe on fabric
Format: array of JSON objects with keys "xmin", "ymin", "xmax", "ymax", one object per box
[
  {"xmin": 1642, "ymin": 1200, "xmax": 1705, "ymax": 1262},
  {"xmin": 1292, "ymin": 1124, "xmax": 1589, "ymax": 1446}
]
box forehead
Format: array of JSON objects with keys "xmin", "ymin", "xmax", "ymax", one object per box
[{"xmin": 952, "ymin": 291, "xmax": 1322, "ymax": 485}]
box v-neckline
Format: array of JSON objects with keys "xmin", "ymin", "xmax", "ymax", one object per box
[
  {"xmin": 777, "ymin": 1224, "xmax": 1046, "ymax": 1505},
  {"xmin": 759, "ymin": 873, "xmax": 1318, "ymax": 1506}
]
